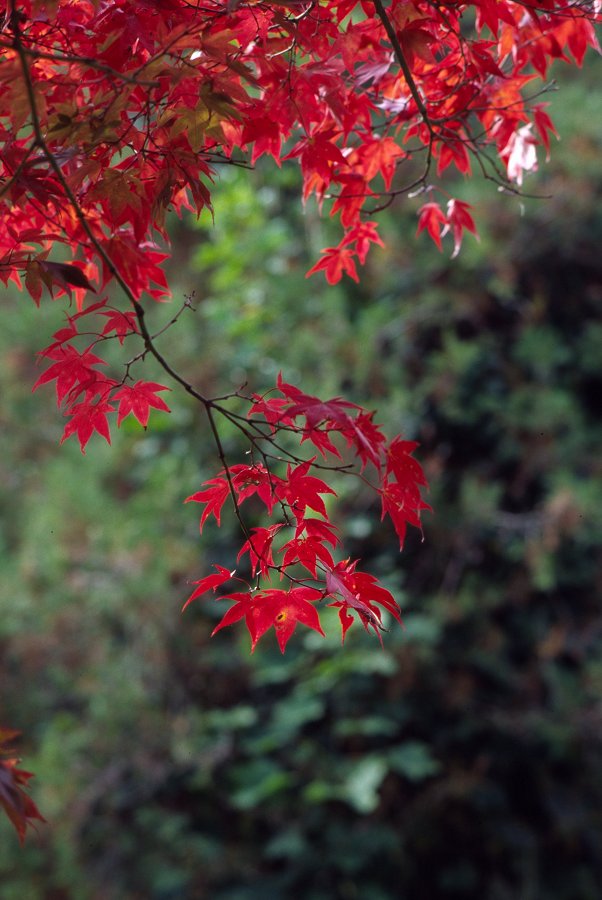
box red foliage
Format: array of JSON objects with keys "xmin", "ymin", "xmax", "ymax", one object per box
[
  {"xmin": 0, "ymin": 731, "xmax": 45, "ymax": 844},
  {"xmin": 185, "ymin": 377, "xmax": 430, "ymax": 648},
  {"xmin": 0, "ymin": 0, "xmax": 599, "ymax": 836}
]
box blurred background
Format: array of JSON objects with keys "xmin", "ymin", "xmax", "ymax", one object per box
[{"xmin": 1, "ymin": 58, "xmax": 601, "ymax": 900}]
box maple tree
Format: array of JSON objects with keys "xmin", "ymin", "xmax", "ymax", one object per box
[{"xmin": 0, "ymin": 0, "xmax": 599, "ymax": 841}]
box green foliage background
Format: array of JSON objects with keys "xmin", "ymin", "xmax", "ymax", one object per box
[{"xmin": 1, "ymin": 61, "xmax": 602, "ymax": 898}]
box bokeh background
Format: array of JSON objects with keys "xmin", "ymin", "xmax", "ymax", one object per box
[{"xmin": 1, "ymin": 58, "xmax": 601, "ymax": 899}]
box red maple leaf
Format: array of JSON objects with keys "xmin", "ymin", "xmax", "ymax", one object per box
[
  {"xmin": 281, "ymin": 534, "xmax": 335, "ymax": 577},
  {"xmin": 295, "ymin": 516, "xmax": 341, "ymax": 549},
  {"xmin": 99, "ymin": 309, "xmax": 139, "ymax": 344},
  {"xmin": 113, "ymin": 380, "xmax": 171, "ymax": 427},
  {"xmin": 186, "ymin": 464, "xmax": 285, "ymax": 533},
  {"xmin": 279, "ymin": 377, "xmax": 360, "ymax": 430},
  {"xmin": 237, "ymin": 525, "xmax": 282, "ymax": 578},
  {"xmin": 211, "ymin": 587, "xmax": 325, "ymax": 652},
  {"xmin": 33, "ymin": 345, "xmax": 107, "ymax": 405},
  {"xmin": 342, "ymin": 221, "xmax": 385, "ymax": 264},
  {"xmin": 380, "ymin": 480, "xmax": 432, "ymax": 550},
  {"xmin": 416, "ymin": 202, "xmax": 449, "ymax": 251},
  {"xmin": 289, "ymin": 130, "xmax": 347, "ymax": 181},
  {"xmin": 445, "ymin": 199, "xmax": 478, "ymax": 258},
  {"xmin": 182, "ymin": 564, "xmax": 235, "ymax": 611},
  {"xmin": 60, "ymin": 398, "xmax": 115, "ymax": 453},
  {"xmin": 185, "ymin": 476, "xmax": 231, "ymax": 532},
  {"xmin": 345, "ymin": 411, "xmax": 387, "ymax": 471},
  {"xmin": 326, "ymin": 560, "xmax": 403, "ymax": 643},
  {"xmin": 231, "ymin": 464, "xmax": 284, "ymax": 514},
  {"xmin": 280, "ymin": 459, "xmax": 336, "ymax": 519},
  {"xmin": 385, "ymin": 438, "xmax": 429, "ymax": 487},
  {"xmin": 0, "ymin": 730, "xmax": 45, "ymax": 845},
  {"xmin": 305, "ymin": 244, "xmax": 360, "ymax": 285}
]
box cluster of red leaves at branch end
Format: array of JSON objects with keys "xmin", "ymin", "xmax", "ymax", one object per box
[
  {"xmin": 0, "ymin": 730, "xmax": 45, "ymax": 844},
  {"xmin": 1, "ymin": 0, "xmax": 600, "ymax": 314},
  {"xmin": 32, "ymin": 300, "xmax": 170, "ymax": 451},
  {"xmin": 184, "ymin": 375, "xmax": 431, "ymax": 651}
]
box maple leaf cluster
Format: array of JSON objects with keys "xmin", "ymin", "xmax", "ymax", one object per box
[
  {"xmin": 31, "ymin": 300, "xmax": 170, "ymax": 449},
  {"xmin": 0, "ymin": 0, "xmax": 598, "ymax": 449},
  {"xmin": 1, "ymin": 0, "xmax": 599, "ymax": 310},
  {"xmin": 184, "ymin": 376, "xmax": 431, "ymax": 650},
  {"xmin": 0, "ymin": 0, "xmax": 599, "ymax": 839}
]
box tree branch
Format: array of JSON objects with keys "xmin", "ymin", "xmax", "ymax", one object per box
[{"xmin": 371, "ymin": 0, "xmax": 440, "ymax": 137}]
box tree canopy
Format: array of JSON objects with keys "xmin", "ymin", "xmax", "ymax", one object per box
[{"xmin": 0, "ymin": 0, "xmax": 599, "ymax": 842}]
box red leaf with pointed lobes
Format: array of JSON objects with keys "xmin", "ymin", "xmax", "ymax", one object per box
[
  {"xmin": 247, "ymin": 393, "xmax": 295, "ymax": 431},
  {"xmin": 474, "ymin": 0, "xmax": 516, "ymax": 37},
  {"xmin": 237, "ymin": 525, "xmax": 282, "ymax": 578},
  {"xmin": 445, "ymin": 199, "xmax": 478, "ymax": 259},
  {"xmin": 436, "ymin": 137, "xmax": 471, "ymax": 177},
  {"xmin": 186, "ymin": 463, "xmax": 285, "ymax": 532},
  {"xmin": 416, "ymin": 202, "xmax": 448, "ymax": 251},
  {"xmin": 532, "ymin": 104, "xmax": 559, "ymax": 158},
  {"xmin": 211, "ymin": 587, "xmax": 325, "ymax": 653},
  {"xmin": 469, "ymin": 41, "xmax": 505, "ymax": 78},
  {"xmin": 231, "ymin": 463, "xmax": 285, "ymax": 514},
  {"xmin": 279, "ymin": 378, "xmax": 361, "ymax": 430},
  {"xmin": 398, "ymin": 23, "xmax": 436, "ymax": 66},
  {"xmin": 306, "ymin": 244, "xmax": 359, "ymax": 285},
  {"xmin": 345, "ymin": 411, "xmax": 387, "ymax": 471},
  {"xmin": 326, "ymin": 560, "xmax": 403, "ymax": 644},
  {"xmin": 330, "ymin": 175, "xmax": 371, "ymax": 229},
  {"xmin": 182, "ymin": 564, "xmax": 235, "ymax": 611},
  {"xmin": 281, "ymin": 534, "xmax": 335, "ymax": 578},
  {"xmin": 279, "ymin": 458, "xmax": 336, "ymax": 519},
  {"xmin": 0, "ymin": 730, "xmax": 46, "ymax": 845},
  {"xmin": 343, "ymin": 221, "xmax": 385, "ymax": 265},
  {"xmin": 100, "ymin": 309, "xmax": 139, "ymax": 344},
  {"xmin": 381, "ymin": 482, "xmax": 432, "ymax": 551},
  {"xmin": 185, "ymin": 476, "xmax": 231, "ymax": 532},
  {"xmin": 40, "ymin": 323, "xmax": 80, "ymax": 355},
  {"xmin": 113, "ymin": 380, "xmax": 171, "ymax": 427},
  {"xmin": 256, "ymin": 375, "xmax": 372, "ymax": 460},
  {"xmin": 381, "ymin": 438, "xmax": 431, "ymax": 548},
  {"xmin": 351, "ymin": 138, "xmax": 406, "ymax": 190},
  {"xmin": 295, "ymin": 517, "xmax": 341, "ymax": 549},
  {"xmin": 566, "ymin": 16, "xmax": 600, "ymax": 66},
  {"xmin": 240, "ymin": 114, "xmax": 282, "ymax": 165},
  {"xmin": 60, "ymin": 398, "xmax": 115, "ymax": 453},
  {"xmin": 386, "ymin": 438, "xmax": 429, "ymax": 487},
  {"xmin": 288, "ymin": 130, "xmax": 347, "ymax": 182},
  {"xmin": 33, "ymin": 346, "xmax": 107, "ymax": 406}
]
